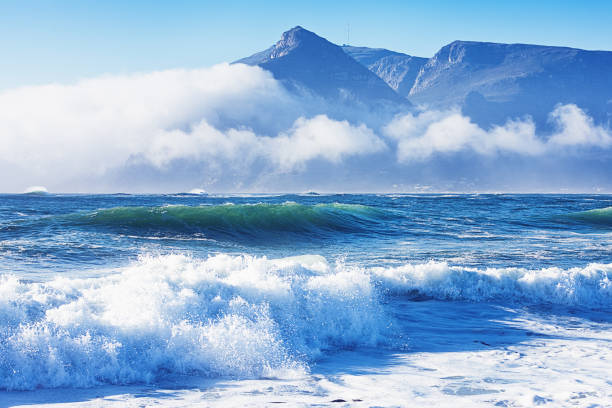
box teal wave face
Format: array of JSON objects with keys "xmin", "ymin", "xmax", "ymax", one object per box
[
  {"xmin": 63, "ymin": 202, "xmax": 389, "ymax": 239},
  {"xmin": 3, "ymin": 194, "xmax": 612, "ymax": 274},
  {"xmin": 569, "ymin": 206, "xmax": 612, "ymax": 226}
]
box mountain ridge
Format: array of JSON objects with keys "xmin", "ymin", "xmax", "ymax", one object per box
[
  {"xmin": 409, "ymin": 40, "xmax": 612, "ymax": 127},
  {"xmin": 237, "ymin": 26, "xmax": 612, "ymax": 128},
  {"xmin": 341, "ymin": 45, "xmax": 428, "ymax": 97}
]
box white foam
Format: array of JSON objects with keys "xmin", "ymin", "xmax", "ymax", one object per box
[
  {"xmin": 187, "ymin": 188, "xmax": 207, "ymax": 195},
  {"xmin": 4, "ymin": 299, "xmax": 610, "ymax": 407},
  {"xmin": 2, "ymin": 254, "xmax": 611, "ymax": 390},
  {"xmin": 0, "ymin": 254, "xmax": 386, "ymax": 390},
  {"xmin": 372, "ymin": 260, "xmax": 612, "ymax": 308},
  {"xmin": 22, "ymin": 185, "xmax": 49, "ymax": 194}
]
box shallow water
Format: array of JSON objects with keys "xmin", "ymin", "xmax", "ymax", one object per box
[{"xmin": 1, "ymin": 194, "xmax": 611, "ymax": 406}]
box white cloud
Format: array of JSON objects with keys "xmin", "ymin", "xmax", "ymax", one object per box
[
  {"xmin": 0, "ymin": 61, "xmax": 610, "ymax": 193},
  {"xmin": 0, "ymin": 64, "xmax": 384, "ymax": 191},
  {"xmin": 384, "ymin": 104, "xmax": 612, "ymax": 162},
  {"xmin": 269, "ymin": 115, "xmax": 386, "ymax": 171},
  {"xmin": 547, "ymin": 104, "xmax": 612, "ymax": 147},
  {"xmin": 0, "ymin": 64, "xmax": 285, "ymax": 177},
  {"xmin": 142, "ymin": 114, "xmax": 384, "ymax": 171}
]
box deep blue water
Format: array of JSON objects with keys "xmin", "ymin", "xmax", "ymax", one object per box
[{"xmin": 1, "ymin": 193, "xmax": 611, "ymax": 278}]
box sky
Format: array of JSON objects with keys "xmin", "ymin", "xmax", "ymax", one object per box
[
  {"xmin": 2, "ymin": 0, "xmax": 612, "ymax": 90},
  {"xmin": 1, "ymin": 1, "xmax": 612, "ymax": 193}
]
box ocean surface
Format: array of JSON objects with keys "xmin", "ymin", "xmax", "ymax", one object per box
[{"xmin": 1, "ymin": 193, "xmax": 611, "ymax": 407}]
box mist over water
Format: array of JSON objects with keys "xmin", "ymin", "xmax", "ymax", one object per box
[{"xmin": 1, "ymin": 64, "xmax": 611, "ymax": 193}]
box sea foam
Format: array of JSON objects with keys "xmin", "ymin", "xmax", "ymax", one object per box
[
  {"xmin": 1, "ymin": 254, "xmax": 611, "ymax": 390},
  {"xmin": 0, "ymin": 254, "xmax": 385, "ymax": 390},
  {"xmin": 372, "ymin": 261, "xmax": 612, "ymax": 307}
]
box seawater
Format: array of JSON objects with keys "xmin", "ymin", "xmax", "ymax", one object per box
[{"xmin": 0, "ymin": 193, "xmax": 611, "ymax": 401}]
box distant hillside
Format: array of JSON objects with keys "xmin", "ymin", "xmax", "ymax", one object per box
[
  {"xmin": 408, "ymin": 41, "xmax": 612, "ymax": 128},
  {"xmin": 237, "ymin": 27, "xmax": 612, "ymax": 129},
  {"xmin": 342, "ymin": 46, "xmax": 427, "ymax": 97}
]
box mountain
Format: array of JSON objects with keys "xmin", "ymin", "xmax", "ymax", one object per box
[
  {"xmin": 235, "ymin": 26, "xmax": 405, "ymax": 105},
  {"xmin": 408, "ymin": 40, "xmax": 612, "ymax": 128},
  {"xmin": 237, "ymin": 28, "xmax": 612, "ymax": 129},
  {"xmin": 342, "ymin": 46, "xmax": 427, "ymax": 97}
]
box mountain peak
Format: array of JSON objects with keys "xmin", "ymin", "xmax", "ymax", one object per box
[
  {"xmin": 269, "ymin": 26, "xmax": 334, "ymax": 59},
  {"xmin": 235, "ymin": 26, "xmax": 405, "ymax": 103},
  {"xmin": 281, "ymin": 25, "xmax": 309, "ymax": 39}
]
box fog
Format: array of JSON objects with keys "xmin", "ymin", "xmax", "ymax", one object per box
[{"xmin": 1, "ymin": 63, "xmax": 610, "ymax": 193}]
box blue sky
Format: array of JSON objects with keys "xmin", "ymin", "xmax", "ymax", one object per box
[{"xmin": 1, "ymin": 0, "xmax": 612, "ymax": 89}]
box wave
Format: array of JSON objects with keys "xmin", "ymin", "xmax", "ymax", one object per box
[
  {"xmin": 21, "ymin": 186, "xmax": 50, "ymax": 195},
  {"xmin": 2, "ymin": 254, "xmax": 610, "ymax": 390},
  {"xmin": 0, "ymin": 254, "xmax": 389, "ymax": 390},
  {"xmin": 186, "ymin": 188, "xmax": 207, "ymax": 195},
  {"xmin": 372, "ymin": 261, "xmax": 612, "ymax": 307},
  {"xmin": 61, "ymin": 202, "xmax": 388, "ymax": 238},
  {"xmin": 569, "ymin": 206, "xmax": 612, "ymax": 226}
]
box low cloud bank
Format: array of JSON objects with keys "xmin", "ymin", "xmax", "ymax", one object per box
[
  {"xmin": 0, "ymin": 63, "xmax": 610, "ymax": 192},
  {"xmin": 146, "ymin": 115, "xmax": 385, "ymax": 171},
  {"xmin": 384, "ymin": 104, "xmax": 612, "ymax": 162},
  {"xmin": 0, "ymin": 64, "xmax": 388, "ymax": 191}
]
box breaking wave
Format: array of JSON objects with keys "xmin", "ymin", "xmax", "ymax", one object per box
[
  {"xmin": 1, "ymin": 253, "xmax": 610, "ymax": 390},
  {"xmin": 372, "ymin": 261, "xmax": 612, "ymax": 307},
  {"xmin": 0, "ymin": 254, "xmax": 388, "ymax": 390}
]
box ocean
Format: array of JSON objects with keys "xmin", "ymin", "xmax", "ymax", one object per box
[{"xmin": 0, "ymin": 193, "xmax": 611, "ymax": 407}]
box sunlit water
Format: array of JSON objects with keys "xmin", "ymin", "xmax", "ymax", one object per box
[{"xmin": 1, "ymin": 194, "xmax": 611, "ymax": 407}]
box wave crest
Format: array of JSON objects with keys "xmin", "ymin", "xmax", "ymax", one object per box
[
  {"xmin": 64, "ymin": 202, "xmax": 388, "ymax": 239},
  {"xmin": 569, "ymin": 206, "xmax": 612, "ymax": 226},
  {"xmin": 373, "ymin": 261, "xmax": 612, "ymax": 307}
]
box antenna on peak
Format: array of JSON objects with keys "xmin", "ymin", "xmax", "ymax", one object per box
[{"xmin": 346, "ymin": 22, "xmax": 350, "ymax": 45}]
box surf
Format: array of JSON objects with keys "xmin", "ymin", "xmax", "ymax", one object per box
[
  {"xmin": 0, "ymin": 254, "xmax": 389, "ymax": 390},
  {"xmin": 1, "ymin": 253, "xmax": 611, "ymax": 390}
]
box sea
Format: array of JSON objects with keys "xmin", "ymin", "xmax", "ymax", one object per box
[{"xmin": 0, "ymin": 193, "xmax": 611, "ymax": 407}]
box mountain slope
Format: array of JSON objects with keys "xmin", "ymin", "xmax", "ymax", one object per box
[
  {"xmin": 409, "ymin": 40, "xmax": 612, "ymax": 127},
  {"xmin": 235, "ymin": 26, "xmax": 405, "ymax": 104},
  {"xmin": 342, "ymin": 46, "xmax": 427, "ymax": 97}
]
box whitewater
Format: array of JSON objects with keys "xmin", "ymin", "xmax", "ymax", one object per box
[{"xmin": 0, "ymin": 194, "xmax": 611, "ymax": 407}]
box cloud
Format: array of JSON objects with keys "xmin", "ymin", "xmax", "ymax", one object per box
[
  {"xmin": 0, "ymin": 64, "xmax": 282, "ymax": 177},
  {"xmin": 267, "ymin": 115, "xmax": 386, "ymax": 171},
  {"xmin": 547, "ymin": 104, "xmax": 612, "ymax": 147},
  {"xmin": 384, "ymin": 104, "xmax": 612, "ymax": 162},
  {"xmin": 0, "ymin": 62, "xmax": 611, "ymax": 192},
  {"xmin": 0, "ymin": 64, "xmax": 384, "ymax": 192},
  {"xmin": 142, "ymin": 115, "xmax": 384, "ymax": 171}
]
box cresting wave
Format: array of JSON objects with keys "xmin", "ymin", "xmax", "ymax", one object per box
[
  {"xmin": 1, "ymin": 254, "xmax": 611, "ymax": 390},
  {"xmin": 373, "ymin": 261, "xmax": 612, "ymax": 307},
  {"xmin": 569, "ymin": 206, "xmax": 612, "ymax": 226},
  {"xmin": 59, "ymin": 203, "xmax": 389, "ymax": 238}
]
